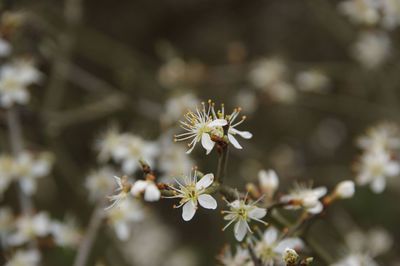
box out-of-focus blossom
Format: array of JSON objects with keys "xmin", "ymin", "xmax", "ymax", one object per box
[
  {"xmin": 158, "ymin": 57, "xmax": 205, "ymax": 88},
  {"xmin": 334, "ymin": 180, "xmax": 355, "ymax": 199},
  {"xmin": 13, "ymin": 151, "xmax": 53, "ymax": 195},
  {"xmin": 249, "ymin": 58, "xmax": 287, "ymax": 89},
  {"xmin": 235, "ymin": 90, "xmax": 258, "ymax": 114},
  {"xmin": 222, "ymin": 197, "xmax": 267, "ymax": 241},
  {"xmin": 105, "ymin": 176, "xmax": 132, "ymax": 210},
  {"xmin": 96, "ymin": 126, "xmax": 127, "ymax": 162},
  {"xmin": 338, "ymin": 0, "xmax": 380, "ymax": 25},
  {"xmin": 50, "ymin": 219, "xmax": 81, "ymax": 247},
  {"xmin": 381, "ymin": 0, "xmax": 400, "ymax": 30},
  {"xmin": 355, "ymin": 148, "xmax": 400, "ymax": 193},
  {"xmin": 161, "ymin": 93, "xmax": 199, "ymax": 125},
  {"xmin": 331, "ymin": 253, "xmax": 378, "ymax": 266},
  {"xmin": 7, "ymin": 212, "xmax": 51, "ymax": 246},
  {"xmin": 218, "ymin": 245, "xmax": 252, "ymax": 266},
  {"xmin": 296, "ymin": 70, "xmax": 330, "ymax": 93},
  {"xmin": 5, "ymin": 249, "xmax": 40, "ymax": 266},
  {"xmin": 352, "ymin": 31, "xmax": 391, "ymax": 69},
  {"xmin": 281, "ymin": 184, "xmax": 327, "ymax": 214},
  {"xmin": 258, "ymin": 169, "xmax": 279, "ymax": 197},
  {"xmin": 106, "ymin": 198, "xmax": 145, "ymax": 241},
  {"xmin": 255, "ymin": 226, "xmax": 303, "ymax": 265},
  {"xmin": 0, "ymin": 37, "xmax": 11, "ymax": 57},
  {"xmin": 175, "ymin": 101, "xmax": 227, "ymax": 154},
  {"xmin": 357, "ymin": 122, "xmax": 400, "ymax": 152},
  {"xmin": 168, "ymin": 172, "xmax": 217, "ymax": 221},
  {"xmin": 85, "ymin": 167, "xmax": 116, "ymax": 202},
  {"xmin": 131, "ymin": 179, "xmax": 161, "ymax": 202},
  {"xmin": 0, "ymin": 59, "xmax": 41, "ymax": 108}
]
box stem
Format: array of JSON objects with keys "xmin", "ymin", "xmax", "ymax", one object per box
[
  {"xmin": 73, "ymin": 199, "xmax": 106, "ymax": 266},
  {"xmin": 6, "ymin": 107, "xmax": 34, "ymax": 214},
  {"xmin": 216, "ymin": 145, "xmax": 229, "ymax": 184}
]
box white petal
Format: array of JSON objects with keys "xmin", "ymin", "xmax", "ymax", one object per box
[
  {"xmin": 115, "ymin": 222, "xmax": 130, "ymax": 241},
  {"xmin": 228, "ymin": 134, "xmax": 242, "ymax": 149},
  {"xmin": 230, "ymin": 128, "xmax": 253, "ymax": 139},
  {"xmin": 313, "ymin": 187, "xmax": 327, "ymax": 198},
  {"xmin": 122, "ymin": 159, "xmax": 138, "ymax": 174},
  {"xmin": 263, "ymin": 227, "xmax": 278, "ymax": 245},
  {"xmin": 201, "ymin": 133, "xmax": 215, "ymax": 153},
  {"xmin": 20, "ymin": 179, "xmax": 36, "ymax": 195},
  {"xmin": 196, "ymin": 173, "xmax": 214, "ymax": 190},
  {"xmin": 234, "ymin": 219, "xmax": 248, "ymax": 242},
  {"xmin": 144, "ymin": 184, "xmax": 161, "ymax": 202},
  {"xmin": 371, "ymin": 177, "xmax": 386, "ymax": 193},
  {"xmin": 307, "ymin": 201, "xmax": 323, "ymax": 214},
  {"xmin": 248, "ymin": 207, "xmax": 267, "ymax": 219},
  {"xmin": 208, "ymin": 119, "xmax": 228, "ymax": 127},
  {"xmin": 385, "ymin": 162, "xmax": 400, "ymax": 177},
  {"xmin": 182, "ymin": 200, "xmax": 197, "ymax": 221},
  {"xmin": 274, "ymin": 238, "xmax": 304, "ymax": 254},
  {"xmin": 198, "ymin": 194, "xmax": 217, "ymax": 209},
  {"xmin": 131, "ymin": 180, "xmax": 147, "ymax": 196}
]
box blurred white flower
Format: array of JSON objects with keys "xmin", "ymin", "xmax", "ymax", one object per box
[
  {"xmin": 381, "ymin": 0, "xmax": 400, "ymax": 30},
  {"xmin": 218, "ymin": 245, "xmax": 252, "ymax": 266},
  {"xmin": 96, "ymin": 126, "xmax": 128, "ymax": 162},
  {"xmin": 352, "ymin": 31, "xmax": 391, "ymax": 69},
  {"xmin": 5, "ymin": 249, "xmax": 40, "ymax": 266},
  {"xmin": 168, "ymin": 171, "xmax": 217, "ymax": 221},
  {"xmin": 131, "ymin": 179, "xmax": 161, "ymax": 202},
  {"xmin": 281, "ymin": 184, "xmax": 327, "ymax": 214},
  {"xmin": 249, "ymin": 58, "xmax": 287, "ymax": 89},
  {"xmin": 296, "ymin": 70, "xmax": 330, "ymax": 93},
  {"xmin": 0, "ymin": 59, "xmax": 41, "ymax": 107},
  {"xmin": 85, "ymin": 167, "xmax": 116, "ymax": 202},
  {"xmin": 106, "ymin": 198, "xmax": 145, "ymax": 241},
  {"xmin": 0, "ymin": 37, "xmax": 11, "ymax": 57},
  {"xmin": 222, "ymin": 197, "xmax": 267, "ymax": 241},
  {"xmin": 235, "ymin": 90, "xmax": 257, "ymax": 114},
  {"xmin": 331, "ymin": 253, "xmax": 378, "ymax": 266},
  {"xmin": 13, "ymin": 151, "xmax": 53, "ymax": 195},
  {"xmin": 51, "ymin": 219, "xmax": 81, "ymax": 247},
  {"xmin": 357, "ymin": 122, "xmax": 400, "ymax": 152},
  {"xmin": 105, "ymin": 176, "xmax": 132, "ymax": 210},
  {"xmin": 338, "ymin": 0, "xmax": 380, "ymax": 25},
  {"xmin": 258, "ymin": 169, "xmax": 279, "ymax": 197},
  {"xmin": 161, "ymin": 93, "xmax": 199, "ymax": 125},
  {"xmin": 334, "ymin": 180, "xmax": 355, "ymax": 199},
  {"xmin": 7, "ymin": 212, "xmax": 51, "ymax": 246},
  {"xmin": 355, "ymin": 148, "xmax": 400, "ymax": 193},
  {"xmin": 255, "ymin": 226, "xmax": 303, "ymax": 265},
  {"xmin": 175, "ymin": 101, "xmax": 227, "ymax": 154}
]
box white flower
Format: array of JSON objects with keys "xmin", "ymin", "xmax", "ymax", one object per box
[
  {"xmin": 175, "ymin": 101, "xmax": 227, "ymax": 154},
  {"xmin": 352, "ymin": 31, "xmax": 391, "ymax": 69},
  {"xmin": 0, "ymin": 37, "xmax": 11, "ymax": 57},
  {"xmin": 51, "ymin": 219, "xmax": 81, "ymax": 247},
  {"xmin": 105, "ymin": 176, "xmax": 132, "ymax": 210},
  {"xmin": 281, "ymin": 184, "xmax": 327, "ymax": 214},
  {"xmin": 218, "ymin": 245, "xmax": 252, "ymax": 266},
  {"xmin": 338, "ymin": 0, "xmax": 380, "ymax": 25},
  {"xmin": 106, "ymin": 198, "xmax": 145, "ymax": 240},
  {"xmin": 96, "ymin": 126, "xmax": 128, "ymax": 162},
  {"xmin": 222, "ymin": 198, "xmax": 267, "ymax": 241},
  {"xmin": 296, "ymin": 70, "xmax": 330, "ymax": 93},
  {"xmin": 7, "ymin": 212, "xmax": 51, "ymax": 246},
  {"xmin": 85, "ymin": 167, "xmax": 116, "ymax": 202},
  {"xmin": 5, "ymin": 249, "xmax": 41, "ymax": 266},
  {"xmin": 13, "ymin": 151, "xmax": 53, "ymax": 195},
  {"xmin": 161, "ymin": 93, "xmax": 199, "ymax": 125},
  {"xmin": 0, "ymin": 60, "xmax": 41, "ymax": 107},
  {"xmin": 131, "ymin": 179, "xmax": 161, "ymax": 202},
  {"xmin": 356, "ymin": 148, "xmax": 400, "ymax": 193},
  {"xmin": 330, "ymin": 253, "xmax": 378, "ymax": 266},
  {"xmin": 357, "ymin": 122, "xmax": 400, "ymax": 152},
  {"xmin": 168, "ymin": 172, "xmax": 217, "ymax": 221},
  {"xmin": 334, "ymin": 180, "xmax": 355, "ymax": 199},
  {"xmin": 258, "ymin": 169, "xmax": 279, "ymax": 197},
  {"xmin": 212, "ymin": 104, "xmax": 253, "ymax": 150},
  {"xmin": 282, "ymin": 248, "xmax": 299, "ymax": 265},
  {"xmin": 381, "ymin": 0, "xmax": 400, "ymax": 30},
  {"xmin": 255, "ymin": 226, "xmax": 303, "ymax": 265},
  {"xmin": 249, "ymin": 58, "xmax": 287, "ymax": 89}
]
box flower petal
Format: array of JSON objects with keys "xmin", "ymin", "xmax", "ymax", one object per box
[
  {"xmin": 234, "ymin": 219, "xmax": 248, "ymax": 242},
  {"xmin": 198, "ymin": 194, "xmax": 217, "ymax": 209},
  {"xmin": 248, "ymin": 207, "xmax": 267, "ymax": 220},
  {"xmin": 114, "ymin": 222, "xmax": 130, "ymax": 241},
  {"xmin": 313, "ymin": 187, "xmax": 327, "ymax": 198},
  {"xmin": 208, "ymin": 119, "xmax": 228, "ymax": 127},
  {"xmin": 263, "ymin": 227, "xmax": 278, "ymax": 245},
  {"xmin": 371, "ymin": 177, "xmax": 386, "ymax": 193},
  {"xmin": 201, "ymin": 133, "xmax": 215, "ymax": 153},
  {"xmin": 144, "ymin": 184, "xmax": 161, "ymax": 202},
  {"xmin": 131, "ymin": 180, "xmax": 147, "ymax": 196},
  {"xmin": 230, "ymin": 128, "xmax": 253, "ymax": 139},
  {"xmin": 182, "ymin": 200, "xmax": 197, "ymax": 221},
  {"xmin": 307, "ymin": 201, "xmax": 323, "ymax": 214},
  {"xmin": 228, "ymin": 134, "xmax": 242, "ymax": 149},
  {"xmin": 274, "ymin": 238, "xmax": 304, "ymax": 254},
  {"xmin": 196, "ymin": 173, "xmax": 214, "ymax": 190}
]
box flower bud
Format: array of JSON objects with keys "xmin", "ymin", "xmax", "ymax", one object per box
[
  {"xmin": 335, "ymin": 180, "xmax": 355, "ymax": 199},
  {"xmin": 258, "ymin": 169, "xmax": 279, "ymax": 196},
  {"xmin": 282, "ymin": 248, "xmax": 299, "ymax": 265}
]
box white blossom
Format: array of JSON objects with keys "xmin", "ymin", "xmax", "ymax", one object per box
[
  {"xmin": 258, "ymin": 169, "xmax": 279, "ymax": 197},
  {"xmin": 331, "ymin": 253, "xmax": 378, "ymax": 266},
  {"xmin": 357, "ymin": 122, "xmax": 400, "ymax": 152},
  {"xmin": 168, "ymin": 171, "xmax": 217, "ymax": 221},
  {"xmin": 222, "ymin": 197, "xmax": 267, "ymax": 241},
  {"xmin": 218, "ymin": 245, "xmax": 252, "ymax": 266},
  {"xmin": 161, "ymin": 93, "xmax": 199, "ymax": 125},
  {"xmin": 131, "ymin": 179, "xmax": 161, "ymax": 202},
  {"xmin": 249, "ymin": 58, "xmax": 287, "ymax": 89},
  {"xmin": 334, "ymin": 180, "xmax": 355, "ymax": 199},
  {"xmin": 282, "ymin": 248, "xmax": 299, "ymax": 265},
  {"xmin": 255, "ymin": 226, "xmax": 303, "ymax": 265},
  {"xmin": 338, "ymin": 0, "xmax": 380, "ymax": 25},
  {"xmin": 281, "ymin": 184, "xmax": 327, "ymax": 214},
  {"xmin": 85, "ymin": 167, "xmax": 116, "ymax": 202},
  {"xmin": 296, "ymin": 70, "xmax": 330, "ymax": 93},
  {"xmin": 50, "ymin": 219, "xmax": 81, "ymax": 247},
  {"xmin": 105, "ymin": 176, "xmax": 132, "ymax": 210},
  {"xmin": 5, "ymin": 249, "xmax": 40, "ymax": 266}
]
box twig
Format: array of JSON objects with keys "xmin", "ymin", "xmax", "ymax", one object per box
[{"xmin": 216, "ymin": 145, "xmax": 229, "ymax": 184}]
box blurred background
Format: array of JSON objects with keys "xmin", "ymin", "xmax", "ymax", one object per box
[{"xmin": 1, "ymin": 0, "xmax": 400, "ymax": 265}]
